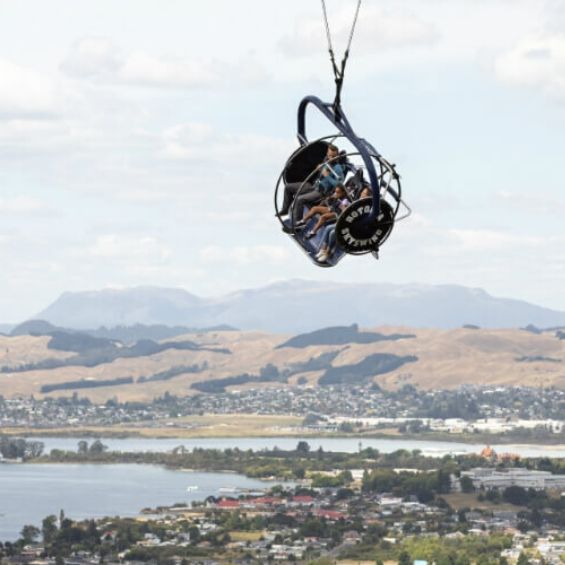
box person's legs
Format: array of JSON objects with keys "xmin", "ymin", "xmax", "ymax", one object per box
[
  {"xmin": 311, "ymin": 212, "xmax": 335, "ymax": 234},
  {"xmin": 317, "ymin": 226, "xmax": 337, "ymax": 262},
  {"xmin": 328, "ymin": 226, "xmax": 337, "ymax": 250},
  {"xmin": 303, "ymin": 205, "xmax": 329, "ymax": 223},
  {"xmin": 292, "ymin": 189, "xmax": 322, "ymax": 223},
  {"xmin": 281, "ymin": 182, "xmax": 312, "ymax": 215},
  {"xmin": 317, "ymin": 224, "xmax": 332, "ymax": 254}
]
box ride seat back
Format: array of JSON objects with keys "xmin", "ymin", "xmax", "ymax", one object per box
[{"xmin": 284, "ymin": 141, "xmax": 328, "ymax": 184}]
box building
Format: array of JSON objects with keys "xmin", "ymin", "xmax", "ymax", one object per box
[{"xmin": 463, "ymin": 468, "xmax": 565, "ymax": 490}]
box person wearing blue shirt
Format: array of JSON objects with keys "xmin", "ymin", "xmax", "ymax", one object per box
[{"xmin": 280, "ymin": 144, "xmax": 345, "ymax": 228}]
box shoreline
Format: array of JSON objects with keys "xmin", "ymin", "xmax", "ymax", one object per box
[{"xmin": 3, "ymin": 425, "xmax": 565, "ymax": 449}]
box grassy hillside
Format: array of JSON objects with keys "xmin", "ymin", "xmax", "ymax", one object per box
[{"xmin": 0, "ymin": 326, "xmax": 563, "ymax": 402}]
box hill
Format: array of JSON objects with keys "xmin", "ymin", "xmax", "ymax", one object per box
[
  {"xmin": 9, "ymin": 320, "xmax": 236, "ymax": 344},
  {"xmin": 0, "ymin": 324, "xmax": 563, "ymax": 402},
  {"xmin": 32, "ymin": 281, "xmax": 565, "ymax": 333}
]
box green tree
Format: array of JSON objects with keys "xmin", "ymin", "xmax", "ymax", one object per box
[
  {"xmin": 42, "ymin": 515, "xmax": 58, "ymax": 545},
  {"xmin": 188, "ymin": 526, "xmax": 201, "ymax": 545},
  {"xmin": 517, "ymin": 552, "xmax": 529, "ymax": 565},
  {"xmin": 88, "ymin": 439, "xmax": 108, "ymax": 455},
  {"xmin": 460, "ymin": 476, "xmax": 475, "ymax": 493},
  {"xmin": 398, "ymin": 550, "xmax": 412, "ymax": 565},
  {"xmin": 503, "ymin": 486, "xmax": 529, "ymax": 506},
  {"xmin": 20, "ymin": 525, "xmax": 40, "ymax": 544},
  {"xmin": 296, "ymin": 441, "xmax": 310, "ymax": 454}
]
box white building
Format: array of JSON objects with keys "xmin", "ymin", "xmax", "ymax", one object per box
[{"xmin": 463, "ymin": 468, "xmax": 565, "ymax": 490}]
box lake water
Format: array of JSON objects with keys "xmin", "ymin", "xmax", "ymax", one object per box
[
  {"xmin": 4, "ymin": 435, "xmax": 565, "ymax": 542},
  {"xmin": 35, "ymin": 435, "xmax": 565, "ymax": 459},
  {"xmin": 0, "ymin": 464, "xmax": 277, "ymax": 542}
]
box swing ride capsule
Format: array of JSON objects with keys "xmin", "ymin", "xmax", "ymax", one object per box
[
  {"xmin": 274, "ymin": 96, "xmax": 410, "ymax": 267},
  {"xmin": 274, "ymin": 0, "xmax": 410, "ymax": 267}
]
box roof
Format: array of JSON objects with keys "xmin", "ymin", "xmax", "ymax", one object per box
[
  {"xmin": 315, "ymin": 509, "xmax": 345, "ymax": 520},
  {"xmin": 293, "ymin": 495, "xmax": 315, "ymax": 503},
  {"xmin": 217, "ymin": 499, "xmax": 240, "ymax": 508}
]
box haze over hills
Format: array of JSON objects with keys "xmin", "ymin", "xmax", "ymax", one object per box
[{"xmin": 32, "ymin": 280, "xmax": 565, "ymax": 332}]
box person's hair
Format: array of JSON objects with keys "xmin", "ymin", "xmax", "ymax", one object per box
[{"xmin": 328, "ymin": 144, "xmax": 338, "ymax": 153}]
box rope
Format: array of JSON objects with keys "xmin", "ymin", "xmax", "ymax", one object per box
[
  {"xmin": 320, "ymin": 0, "xmax": 362, "ymax": 118},
  {"xmin": 345, "ymin": 0, "xmax": 361, "ymax": 55}
]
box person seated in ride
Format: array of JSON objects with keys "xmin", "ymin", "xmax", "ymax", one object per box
[
  {"xmin": 359, "ymin": 183, "xmax": 372, "ymax": 199},
  {"xmin": 315, "ymin": 223, "xmax": 338, "ymax": 263},
  {"xmin": 296, "ymin": 183, "xmax": 350, "ymax": 238},
  {"xmin": 279, "ymin": 144, "xmax": 344, "ymax": 228}
]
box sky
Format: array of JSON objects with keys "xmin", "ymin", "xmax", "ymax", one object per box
[{"xmin": 1, "ymin": 0, "xmax": 565, "ymax": 321}]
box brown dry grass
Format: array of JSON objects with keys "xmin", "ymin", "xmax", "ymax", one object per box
[
  {"xmin": 0, "ymin": 328, "xmax": 563, "ymax": 402},
  {"xmin": 229, "ymin": 531, "xmax": 264, "ymax": 542},
  {"xmin": 442, "ymin": 492, "xmax": 525, "ymax": 511},
  {"xmin": 1, "ymin": 414, "xmax": 304, "ymax": 438}
]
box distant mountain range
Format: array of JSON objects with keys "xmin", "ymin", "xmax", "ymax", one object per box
[{"xmin": 28, "ymin": 281, "xmax": 565, "ymax": 333}]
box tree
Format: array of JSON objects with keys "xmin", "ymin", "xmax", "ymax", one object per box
[
  {"xmin": 517, "ymin": 552, "xmax": 530, "ymax": 565},
  {"xmin": 460, "ymin": 475, "xmax": 475, "ymax": 493},
  {"xmin": 20, "ymin": 525, "xmax": 40, "ymax": 544},
  {"xmin": 88, "ymin": 439, "xmax": 108, "ymax": 455},
  {"xmin": 296, "ymin": 441, "xmax": 310, "ymax": 454},
  {"xmin": 26, "ymin": 440, "xmax": 44, "ymax": 459},
  {"xmin": 398, "ymin": 550, "xmax": 412, "ymax": 565},
  {"xmin": 77, "ymin": 440, "xmax": 89, "ymax": 455},
  {"xmin": 294, "ymin": 467, "xmax": 306, "ymax": 479},
  {"xmin": 259, "ymin": 363, "xmax": 279, "ymax": 380},
  {"xmin": 42, "ymin": 515, "xmax": 58, "ymax": 545},
  {"xmin": 188, "ymin": 526, "xmax": 200, "ymax": 545},
  {"xmin": 503, "ymin": 486, "xmax": 529, "ymax": 506}
]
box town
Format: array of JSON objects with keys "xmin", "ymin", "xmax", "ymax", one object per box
[
  {"xmin": 2, "ymin": 386, "xmax": 565, "ymax": 440},
  {"xmin": 4, "ymin": 441, "xmax": 565, "ymax": 564}
]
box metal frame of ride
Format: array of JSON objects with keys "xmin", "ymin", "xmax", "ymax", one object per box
[{"xmin": 274, "ymin": 0, "xmax": 411, "ymax": 267}]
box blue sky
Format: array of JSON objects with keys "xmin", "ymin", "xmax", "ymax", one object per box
[{"xmin": 1, "ymin": 0, "xmax": 564, "ymax": 321}]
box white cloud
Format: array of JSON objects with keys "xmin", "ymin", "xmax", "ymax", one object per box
[
  {"xmin": 0, "ymin": 59, "xmax": 58, "ymax": 118},
  {"xmin": 61, "ymin": 37, "xmax": 220, "ymax": 88},
  {"xmin": 121, "ymin": 52, "xmax": 220, "ymax": 88},
  {"xmin": 160, "ymin": 123, "xmax": 293, "ymax": 165},
  {"xmin": 448, "ymin": 228, "xmax": 543, "ymax": 251},
  {"xmin": 59, "ymin": 37, "xmax": 122, "ymax": 79},
  {"xmin": 278, "ymin": 4, "xmax": 439, "ymax": 58},
  {"xmin": 495, "ymin": 34, "xmax": 565, "ymax": 98},
  {"xmin": 60, "ymin": 37, "xmax": 268, "ymax": 89},
  {"xmin": 0, "ymin": 197, "xmax": 47, "ymax": 214},
  {"xmin": 87, "ymin": 235, "xmax": 172, "ymax": 261},
  {"xmin": 200, "ymin": 244, "xmax": 291, "ymax": 265}
]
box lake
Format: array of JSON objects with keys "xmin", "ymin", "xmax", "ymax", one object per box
[
  {"xmin": 0, "ymin": 463, "xmax": 278, "ymax": 542},
  {"xmin": 4, "ymin": 435, "xmax": 565, "ymax": 542},
  {"xmin": 35, "ymin": 435, "xmax": 565, "ymax": 459}
]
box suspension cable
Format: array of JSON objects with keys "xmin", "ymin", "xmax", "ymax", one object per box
[{"xmin": 320, "ymin": 0, "xmax": 362, "ymax": 118}]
